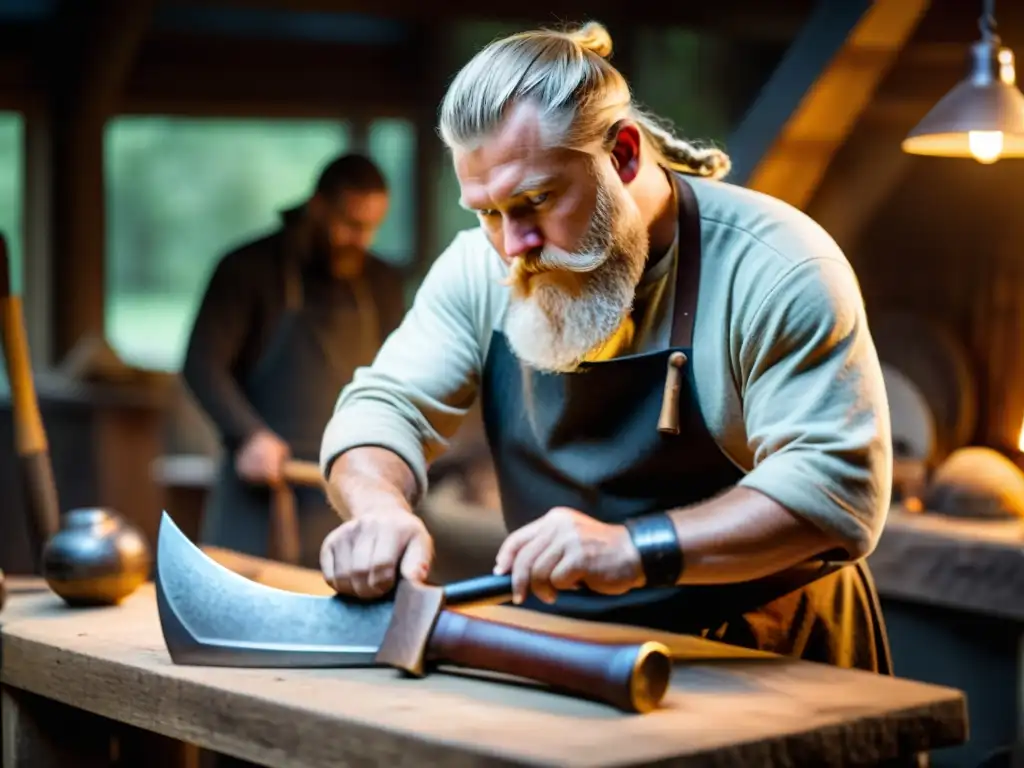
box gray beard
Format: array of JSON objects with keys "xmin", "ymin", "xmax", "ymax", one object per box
[{"xmin": 503, "ymin": 180, "xmax": 649, "ymax": 373}]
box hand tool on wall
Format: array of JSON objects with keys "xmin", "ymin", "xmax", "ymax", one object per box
[
  {"xmin": 0, "ymin": 232, "xmax": 151, "ymax": 607},
  {"xmin": 155, "ymin": 512, "xmax": 673, "ymax": 713}
]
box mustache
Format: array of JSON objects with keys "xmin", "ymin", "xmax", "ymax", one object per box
[{"xmin": 508, "ymin": 245, "xmax": 608, "ymax": 282}]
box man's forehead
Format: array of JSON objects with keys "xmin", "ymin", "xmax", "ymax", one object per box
[{"xmin": 454, "ymin": 105, "xmax": 579, "ymax": 205}]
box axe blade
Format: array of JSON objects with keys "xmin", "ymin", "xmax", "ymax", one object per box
[{"xmin": 155, "ymin": 511, "xmax": 395, "ymax": 668}]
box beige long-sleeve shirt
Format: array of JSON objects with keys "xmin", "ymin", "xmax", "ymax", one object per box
[{"xmin": 320, "ymin": 175, "xmax": 893, "ymax": 560}]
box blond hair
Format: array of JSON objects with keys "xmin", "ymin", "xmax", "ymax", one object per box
[{"xmin": 438, "ymin": 21, "xmax": 731, "ymax": 180}]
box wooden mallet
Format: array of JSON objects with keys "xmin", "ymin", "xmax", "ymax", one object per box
[{"xmin": 267, "ymin": 459, "xmax": 326, "ymax": 565}]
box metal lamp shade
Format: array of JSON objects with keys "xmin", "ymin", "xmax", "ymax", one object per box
[{"xmin": 902, "ymin": 41, "xmax": 1024, "ymax": 161}]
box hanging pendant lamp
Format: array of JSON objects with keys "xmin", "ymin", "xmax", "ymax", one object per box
[{"xmin": 902, "ymin": 0, "xmax": 1024, "ymax": 164}]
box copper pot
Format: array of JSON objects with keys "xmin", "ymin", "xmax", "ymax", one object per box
[{"xmin": 41, "ymin": 508, "xmax": 151, "ymax": 607}]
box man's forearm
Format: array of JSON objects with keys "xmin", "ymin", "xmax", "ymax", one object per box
[
  {"xmin": 326, "ymin": 446, "xmax": 419, "ymax": 521},
  {"xmin": 667, "ymin": 487, "xmax": 839, "ymax": 585},
  {"xmin": 182, "ymin": 357, "xmax": 266, "ymax": 450}
]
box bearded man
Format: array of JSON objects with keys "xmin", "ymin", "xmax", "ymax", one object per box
[{"xmin": 317, "ymin": 22, "xmax": 894, "ymax": 671}]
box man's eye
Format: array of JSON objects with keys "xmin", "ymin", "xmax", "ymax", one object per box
[
  {"xmin": 478, "ymin": 209, "xmax": 499, "ymax": 218},
  {"xmin": 527, "ymin": 193, "xmax": 549, "ymax": 206}
]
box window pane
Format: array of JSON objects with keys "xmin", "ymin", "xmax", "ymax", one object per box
[
  {"xmin": 0, "ymin": 112, "xmax": 23, "ymax": 390},
  {"xmin": 435, "ymin": 159, "xmax": 476, "ymax": 258},
  {"xmin": 428, "ymin": 21, "xmax": 527, "ymax": 261},
  {"xmin": 105, "ymin": 116, "xmax": 350, "ymax": 371},
  {"xmin": 0, "ymin": 113, "xmax": 24, "ymax": 294},
  {"xmin": 367, "ymin": 118, "xmax": 415, "ymax": 266},
  {"xmin": 631, "ymin": 27, "xmax": 788, "ymax": 145}
]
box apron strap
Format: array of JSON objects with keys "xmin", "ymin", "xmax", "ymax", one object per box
[
  {"xmin": 669, "ymin": 174, "xmax": 702, "ymax": 349},
  {"xmin": 657, "ymin": 173, "xmax": 703, "ymax": 434}
]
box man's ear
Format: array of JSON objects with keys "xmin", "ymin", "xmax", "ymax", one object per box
[{"xmin": 609, "ymin": 122, "xmax": 642, "ymax": 184}]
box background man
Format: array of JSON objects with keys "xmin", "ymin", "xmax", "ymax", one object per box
[
  {"xmin": 318, "ymin": 23, "xmax": 893, "ymax": 671},
  {"xmin": 183, "ymin": 153, "xmax": 406, "ymax": 567}
]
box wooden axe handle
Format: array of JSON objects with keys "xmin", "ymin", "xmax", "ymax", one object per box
[
  {"xmin": 266, "ymin": 460, "xmax": 324, "ymax": 564},
  {"xmin": 426, "ymin": 610, "xmax": 673, "ymax": 713},
  {"xmin": 269, "ymin": 484, "xmax": 301, "ymax": 565},
  {"xmin": 0, "ymin": 234, "xmax": 60, "ymax": 556},
  {"xmin": 281, "ymin": 459, "xmax": 324, "ymax": 488}
]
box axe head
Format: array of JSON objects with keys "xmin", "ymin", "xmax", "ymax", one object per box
[
  {"xmin": 373, "ymin": 579, "xmax": 446, "ymax": 677},
  {"xmin": 154, "ymin": 511, "xmax": 395, "ymax": 667}
]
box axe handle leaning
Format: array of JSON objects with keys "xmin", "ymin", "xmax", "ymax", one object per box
[{"xmin": 0, "ymin": 233, "xmax": 60, "ymax": 557}]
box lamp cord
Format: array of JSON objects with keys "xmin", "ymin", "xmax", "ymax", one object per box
[{"xmin": 979, "ymin": 0, "xmax": 997, "ymax": 42}]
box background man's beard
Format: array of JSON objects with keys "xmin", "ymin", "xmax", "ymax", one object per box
[{"xmin": 504, "ymin": 179, "xmax": 649, "ymax": 373}]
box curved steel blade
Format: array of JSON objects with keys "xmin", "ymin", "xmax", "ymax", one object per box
[{"xmin": 155, "ymin": 511, "xmax": 394, "ymax": 668}]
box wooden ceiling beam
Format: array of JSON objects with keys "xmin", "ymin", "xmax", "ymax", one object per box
[
  {"xmin": 120, "ymin": 32, "xmax": 420, "ymax": 115},
  {"xmin": 737, "ymin": 0, "xmax": 931, "ymax": 211}
]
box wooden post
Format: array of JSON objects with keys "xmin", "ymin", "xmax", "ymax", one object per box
[
  {"xmin": 2, "ymin": 686, "xmax": 111, "ymax": 768},
  {"xmin": 31, "ymin": 0, "xmax": 155, "ymax": 363}
]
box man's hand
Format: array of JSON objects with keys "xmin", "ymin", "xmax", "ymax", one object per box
[
  {"xmin": 319, "ymin": 509, "xmax": 434, "ymax": 599},
  {"xmin": 235, "ymin": 429, "xmax": 290, "ymax": 484},
  {"xmin": 493, "ymin": 507, "xmax": 645, "ymax": 605}
]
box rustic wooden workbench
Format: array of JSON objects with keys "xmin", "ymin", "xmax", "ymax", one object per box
[
  {"xmin": 1, "ymin": 551, "xmax": 968, "ymax": 768},
  {"xmin": 869, "ymin": 508, "xmax": 1024, "ymax": 767}
]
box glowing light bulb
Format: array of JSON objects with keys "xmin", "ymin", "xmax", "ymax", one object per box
[{"xmin": 969, "ymin": 130, "xmax": 1004, "ymax": 163}]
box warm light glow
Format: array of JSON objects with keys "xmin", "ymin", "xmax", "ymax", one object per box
[
  {"xmin": 1017, "ymin": 412, "xmax": 1024, "ymax": 452},
  {"xmin": 969, "ymin": 130, "xmax": 1004, "ymax": 163},
  {"xmin": 1000, "ymin": 49, "xmax": 1017, "ymax": 86}
]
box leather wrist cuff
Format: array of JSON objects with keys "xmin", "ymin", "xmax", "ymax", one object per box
[{"xmin": 624, "ymin": 513, "xmax": 684, "ymax": 588}]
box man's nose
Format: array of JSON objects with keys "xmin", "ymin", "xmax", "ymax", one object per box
[{"xmin": 503, "ymin": 219, "xmax": 543, "ymax": 259}]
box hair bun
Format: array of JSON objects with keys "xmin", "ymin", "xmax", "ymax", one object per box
[{"xmin": 566, "ymin": 21, "xmax": 613, "ymax": 59}]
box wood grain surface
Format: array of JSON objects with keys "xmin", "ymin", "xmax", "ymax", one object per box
[
  {"xmin": 869, "ymin": 507, "xmax": 1024, "ymax": 621},
  {"xmin": 0, "ymin": 570, "xmax": 966, "ymax": 768}
]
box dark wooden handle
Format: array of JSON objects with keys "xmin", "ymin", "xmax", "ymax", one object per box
[
  {"xmin": 19, "ymin": 452, "xmax": 61, "ymax": 558},
  {"xmin": 269, "ymin": 484, "xmax": 301, "ymax": 564},
  {"xmin": 425, "ymin": 611, "xmax": 673, "ymax": 713},
  {"xmin": 441, "ymin": 573, "xmax": 512, "ymax": 607}
]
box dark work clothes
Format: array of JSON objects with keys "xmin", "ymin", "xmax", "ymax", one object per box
[{"xmin": 182, "ymin": 209, "xmax": 407, "ymax": 455}]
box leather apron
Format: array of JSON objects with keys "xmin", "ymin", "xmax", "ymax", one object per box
[
  {"xmin": 481, "ymin": 174, "xmax": 893, "ymax": 673},
  {"xmin": 200, "ymin": 250, "xmax": 381, "ymax": 568}
]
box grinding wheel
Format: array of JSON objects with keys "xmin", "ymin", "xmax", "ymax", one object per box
[
  {"xmin": 881, "ymin": 362, "xmax": 937, "ymax": 462},
  {"xmin": 871, "ymin": 309, "xmax": 978, "ymax": 461}
]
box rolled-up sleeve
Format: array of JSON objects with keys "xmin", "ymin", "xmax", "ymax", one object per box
[
  {"xmin": 736, "ymin": 257, "xmax": 892, "ymax": 559},
  {"xmin": 319, "ymin": 232, "xmax": 487, "ymax": 500}
]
